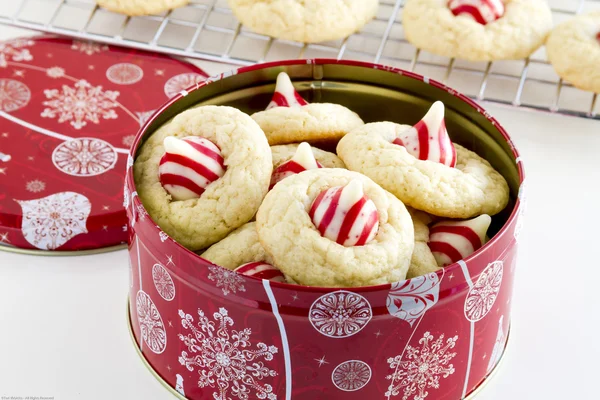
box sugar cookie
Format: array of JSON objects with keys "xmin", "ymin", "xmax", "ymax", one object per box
[{"xmin": 96, "ymin": 0, "xmax": 188, "ymax": 16}]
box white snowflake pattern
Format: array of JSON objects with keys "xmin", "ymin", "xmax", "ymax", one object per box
[
  {"xmin": 25, "ymin": 179, "xmax": 46, "ymax": 193},
  {"xmin": 46, "ymin": 66, "xmax": 65, "ymax": 79},
  {"xmin": 309, "ymin": 291, "xmax": 372, "ymax": 338},
  {"xmin": 0, "ymin": 39, "xmax": 33, "ymax": 68},
  {"xmin": 178, "ymin": 307, "xmax": 278, "ymax": 400},
  {"xmin": 385, "ymin": 332, "xmax": 458, "ymax": 400},
  {"xmin": 464, "ymin": 261, "xmax": 503, "ymax": 322},
  {"xmin": 135, "ymin": 109, "xmax": 156, "ymax": 127},
  {"xmin": 16, "ymin": 191, "xmax": 91, "ymax": 250},
  {"xmin": 41, "ymin": 79, "xmax": 119, "ymax": 130},
  {"xmin": 136, "ymin": 290, "xmax": 167, "ymax": 354},
  {"xmin": 71, "ymin": 40, "xmax": 108, "ymax": 55},
  {"xmin": 0, "ymin": 78, "xmax": 31, "ymax": 112},
  {"xmin": 106, "ymin": 63, "xmax": 144, "ymax": 85},
  {"xmin": 52, "ymin": 138, "xmax": 117, "ymax": 177},
  {"xmin": 152, "ymin": 263, "xmax": 176, "ymax": 301},
  {"xmin": 207, "ymin": 265, "xmax": 246, "ymax": 296},
  {"xmin": 122, "ymin": 135, "xmax": 135, "ymax": 147},
  {"xmin": 331, "ymin": 360, "xmax": 372, "ymax": 392},
  {"xmin": 164, "ymin": 72, "xmax": 205, "ymax": 98}
]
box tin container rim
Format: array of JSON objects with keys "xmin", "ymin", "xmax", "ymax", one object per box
[{"xmin": 128, "ymin": 58, "xmax": 525, "ymax": 292}]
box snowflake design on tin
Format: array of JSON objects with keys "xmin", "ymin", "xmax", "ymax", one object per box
[
  {"xmin": 16, "ymin": 191, "xmax": 91, "ymax": 250},
  {"xmin": 136, "ymin": 290, "xmax": 167, "ymax": 354},
  {"xmin": 135, "ymin": 109, "xmax": 156, "ymax": 127},
  {"xmin": 164, "ymin": 72, "xmax": 205, "ymax": 98},
  {"xmin": 152, "ymin": 263, "xmax": 176, "ymax": 301},
  {"xmin": 106, "ymin": 63, "xmax": 144, "ymax": 85},
  {"xmin": 0, "ymin": 39, "xmax": 33, "ymax": 68},
  {"xmin": 41, "ymin": 79, "xmax": 119, "ymax": 130},
  {"xmin": 122, "ymin": 135, "xmax": 135, "ymax": 147},
  {"xmin": 178, "ymin": 307, "xmax": 278, "ymax": 400},
  {"xmin": 159, "ymin": 231, "xmax": 169, "ymax": 242},
  {"xmin": 46, "ymin": 66, "xmax": 65, "ymax": 79},
  {"xmin": 309, "ymin": 291, "xmax": 372, "ymax": 338},
  {"xmin": 71, "ymin": 40, "xmax": 108, "ymax": 55},
  {"xmin": 332, "ymin": 360, "xmax": 372, "ymax": 392},
  {"xmin": 464, "ymin": 261, "xmax": 503, "ymax": 322},
  {"xmin": 0, "ymin": 78, "xmax": 31, "ymax": 112},
  {"xmin": 52, "ymin": 138, "xmax": 117, "ymax": 177},
  {"xmin": 385, "ymin": 331, "xmax": 458, "ymax": 400},
  {"xmin": 25, "ymin": 179, "xmax": 46, "ymax": 193},
  {"xmin": 207, "ymin": 265, "xmax": 246, "ymax": 296}
]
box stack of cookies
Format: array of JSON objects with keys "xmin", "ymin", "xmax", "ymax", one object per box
[{"xmin": 134, "ymin": 72, "xmax": 510, "ymax": 288}]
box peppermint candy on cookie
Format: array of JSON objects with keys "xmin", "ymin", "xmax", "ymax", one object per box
[
  {"xmin": 428, "ymin": 214, "xmax": 492, "ymax": 266},
  {"xmin": 252, "ymin": 73, "xmax": 364, "ymax": 146},
  {"xmin": 309, "ymin": 180, "xmax": 379, "ymax": 247},
  {"xmin": 159, "ymin": 136, "xmax": 226, "ymax": 201},
  {"xmin": 270, "ymin": 142, "xmax": 322, "ymax": 188},
  {"xmin": 448, "ymin": 0, "xmax": 504, "ymax": 25},
  {"xmin": 266, "ymin": 72, "xmax": 309, "ymax": 110},
  {"xmin": 235, "ymin": 262, "xmax": 286, "ymax": 283},
  {"xmin": 393, "ymin": 101, "xmax": 457, "ymax": 167}
]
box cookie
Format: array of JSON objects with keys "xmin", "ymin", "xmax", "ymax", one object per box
[
  {"xmin": 252, "ymin": 73, "xmax": 364, "ymax": 145},
  {"xmin": 200, "ymin": 222, "xmax": 273, "ymax": 270},
  {"xmin": 546, "ymin": 12, "xmax": 600, "ymax": 93},
  {"xmin": 96, "ymin": 0, "xmax": 188, "ymax": 16},
  {"xmin": 227, "ymin": 0, "xmax": 379, "ymax": 43},
  {"xmin": 406, "ymin": 208, "xmax": 440, "ymax": 279},
  {"xmin": 336, "ymin": 102, "xmax": 509, "ymax": 218},
  {"xmin": 134, "ymin": 105, "xmax": 272, "ymax": 251},
  {"xmin": 270, "ymin": 142, "xmax": 345, "ymax": 187},
  {"xmin": 403, "ymin": 0, "xmax": 553, "ymax": 61},
  {"xmin": 256, "ymin": 168, "xmax": 414, "ymax": 287}
]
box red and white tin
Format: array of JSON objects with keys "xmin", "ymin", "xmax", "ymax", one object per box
[
  {"xmin": 0, "ymin": 35, "xmax": 207, "ymax": 254},
  {"xmin": 126, "ymin": 60, "xmax": 525, "ymax": 400}
]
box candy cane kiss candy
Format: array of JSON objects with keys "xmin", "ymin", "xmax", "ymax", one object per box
[
  {"xmin": 393, "ymin": 101, "xmax": 457, "ymax": 167},
  {"xmin": 428, "ymin": 214, "xmax": 492, "ymax": 266},
  {"xmin": 266, "ymin": 72, "xmax": 309, "ymax": 110},
  {"xmin": 159, "ymin": 136, "xmax": 226, "ymax": 201},
  {"xmin": 270, "ymin": 142, "xmax": 323, "ymax": 188},
  {"xmin": 309, "ymin": 179, "xmax": 379, "ymax": 247},
  {"xmin": 235, "ymin": 261, "xmax": 287, "ymax": 283},
  {"xmin": 448, "ymin": 0, "xmax": 505, "ymax": 25}
]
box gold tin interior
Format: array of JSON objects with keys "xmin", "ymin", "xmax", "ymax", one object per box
[{"xmin": 140, "ymin": 62, "xmax": 521, "ymax": 234}]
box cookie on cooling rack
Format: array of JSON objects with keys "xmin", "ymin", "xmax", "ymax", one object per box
[
  {"xmin": 337, "ymin": 101, "xmax": 510, "ymax": 219},
  {"xmin": 402, "ymin": 0, "xmax": 553, "ymax": 61},
  {"xmin": 134, "ymin": 105, "xmax": 272, "ymax": 251},
  {"xmin": 252, "ymin": 72, "xmax": 364, "ymax": 146},
  {"xmin": 96, "ymin": 0, "xmax": 189, "ymax": 16},
  {"xmin": 546, "ymin": 12, "xmax": 600, "ymax": 93},
  {"xmin": 256, "ymin": 169, "xmax": 415, "ymax": 287},
  {"xmin": 227, "ymin": 0, "xmax": 379, "ymax": 43}
]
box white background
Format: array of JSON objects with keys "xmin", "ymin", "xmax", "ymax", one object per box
[{"xmin": 1, "ymin": 20, "xmax": 599, "ymax": 399}]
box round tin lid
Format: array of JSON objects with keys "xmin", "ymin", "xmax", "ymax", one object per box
[{"xmin": 0, "ymin": 36, "xmax": 208, "ymax": 254}]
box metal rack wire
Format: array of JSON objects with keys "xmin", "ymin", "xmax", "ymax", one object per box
[{"xmin": 1, "ymin": 0, "xmax": 599, "ymax": 119}]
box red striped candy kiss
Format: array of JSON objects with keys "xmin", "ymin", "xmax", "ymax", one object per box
[
  {"xmin": 448, "ymin": 0, "xmax": 505, "ymax": 25},
  {"xmin": 266, "ymin": 72, "xmax": 309, "ymax": 110},
  {"xmin": 393, "ymin": 101, "xmax": 457, "ymax": 167},
  {"xmin": 234, "ymin": 262, "xmax": 286, "ymax": 283},
  {"xmin": 428, "ymin": 214, "xmax": 492, "ymax": 267},
  {"xmin": 309, "ymin": 179, "xmax": 379, "ymax": 247},
  {"xmin": 158, "ymin": 136, "xmax": 226, "ymax": 201},
  {"xmin": 270, "ymin": 142, "xmax": 323, "ymax": 188}
]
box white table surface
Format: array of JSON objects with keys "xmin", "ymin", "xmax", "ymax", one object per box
[{"xmin": 0, "ymin": 23, "xmax": 599, "ymax": 400}]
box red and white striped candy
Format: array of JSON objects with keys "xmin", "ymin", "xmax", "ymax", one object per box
[
  {"xmin": 448, "ymin": 0, "xmax": 505, "ymax": 25},
  {"xmin": 393, "ymin": 101, "xmax": 457, "ymax": 167},
  {"xmin": 266, "ymin": 72, "xmax": 309, "ymax": 110},
  {"xmin": 428, "ymin": 214, "xmax": 492, "ymax": 267},
  {"xmin": 159, "ymin": 136, "xmax": 226, "ymax": 201},
  {"xmin": 234, "ymin": 262, "xmax": 287, "ymax": 283},
  {"xmin": 270, "ymin": 142, "xmax": 323, "ymax": 188},
  {"xmin": 309, "ymin": 179, "xmax": 379, "ymax": 247}
]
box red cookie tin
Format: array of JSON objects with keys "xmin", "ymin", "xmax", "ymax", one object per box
[
  {"xmin": 126, "ymin": 59, "xmax": 525, "ymax": 400},
  {"xmin": 0, "ymin": 35, "xmax": 207, "ymax": 254}
]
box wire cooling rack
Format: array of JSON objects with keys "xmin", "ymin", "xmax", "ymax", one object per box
[{"xmin": 1, "ymin": 0, "xmax": 599, "ymax": 119}]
